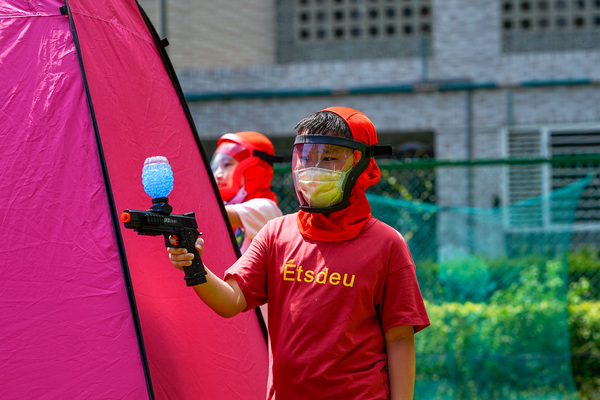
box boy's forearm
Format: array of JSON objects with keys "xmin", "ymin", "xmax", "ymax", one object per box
[
  {"xmin": 385, "ymin": 326, "xmax": 416, "ymax": 400},
  {"xmin": 191, "ymin": 266, "xmax": 247, "ymax": 318}
]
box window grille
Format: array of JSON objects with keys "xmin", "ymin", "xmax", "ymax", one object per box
[
  {"xmin": 505, "ymin": 126, "xmax": 600, "ymax": 228},
  {"xmin": 501, "ymin": 0, "xmax": 600, "ymax": 52},
  {"xmin": 277, "ymin": 0, "xmax": 433, "ymax": 62}
]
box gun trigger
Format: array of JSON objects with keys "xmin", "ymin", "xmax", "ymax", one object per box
[{"xmin": 172, "ymin": 235, "xmax": 180, "ymax": 246}]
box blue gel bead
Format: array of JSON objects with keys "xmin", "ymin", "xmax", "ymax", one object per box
[{"xmin": 142, "ymin": 157, "xmax": 174, "ymax": 199}]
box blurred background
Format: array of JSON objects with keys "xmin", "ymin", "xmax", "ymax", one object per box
[{"xmin": 140, "ymin": 1, "xmax": 599, "ymax": 398}]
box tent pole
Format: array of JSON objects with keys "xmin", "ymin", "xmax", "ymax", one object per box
[{"xmin": 156, "ymin": 0, "xmax": 167, "ymax": 39}]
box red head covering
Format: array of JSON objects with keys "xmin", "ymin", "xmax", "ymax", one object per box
[
  {"xmin": 216, "ymin": 131, "xmax": 277, "ymax": 203},
  {"xmin": 297, "ymin": 107, "xmax": 381, "ymax": 241}
]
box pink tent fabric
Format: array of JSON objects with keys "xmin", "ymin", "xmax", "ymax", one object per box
[{"xmin": 0, "ymin": 1, "xmax": 268, "ymax": 398}]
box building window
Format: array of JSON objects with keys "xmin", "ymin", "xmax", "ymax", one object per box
[
  {"xmin": 276, "ymin": 0, "xmax": 433, "ymax": 62},
  {"xmin": 501, "ymin": 0, "xmax": 600, "ymax": 52},
  {"xmin": 504, "ymin": 126, "xmax": 600, "ymax": 229}
]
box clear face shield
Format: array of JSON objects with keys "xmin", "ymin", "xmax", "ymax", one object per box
[
  {"xmin": 210, "ymin": 142, "xmax": 250, "ymax": 200},
  {"xmin": 292, "ymin": 135, "xmax": 371, "ymax": 213}
]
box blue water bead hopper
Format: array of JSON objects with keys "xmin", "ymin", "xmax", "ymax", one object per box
[{"xmin": 142, "ymin": 156, "xmax": 174, "ymax": 214}]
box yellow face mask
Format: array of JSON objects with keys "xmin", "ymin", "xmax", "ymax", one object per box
[{"xmin": 294, "ymin": 155, "xmax": 354, "ymax": 208}]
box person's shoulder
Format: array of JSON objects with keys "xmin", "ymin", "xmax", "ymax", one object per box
[
  {"xmin": 243, "ymin": 197, "xmax": 274, "ymax": 207},
  {"xmin": 364, "ymin": 218, "xmax": 407, "ymax": 243},
  {"xmin": 236, "ymin": 197, "xmax": 274, "ymax": 210},
  {"xmin": 364, "ymin": 219, "xmax": 415, "ymax": 266},
  {"xmin": 267, "ymin": 212, "xmax": 297, "ymax": 228},
  {"xmin": 256, "ymin": 213, "xmax": 298, "ymax": 240},
  {"xmin": 243, "ymin": 198, "xmax": 282, "ymax": 214}
]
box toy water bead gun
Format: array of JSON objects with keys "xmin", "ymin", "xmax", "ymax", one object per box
[{"xmin": 121, "ymin": 156, "xmax": 207, "ymax": 286}]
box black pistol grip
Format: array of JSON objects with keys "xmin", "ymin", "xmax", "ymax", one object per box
[
  {"xmin": 184, "ymin": 249, "xmax": 208, "ymax": 286},
  {"xmin": 180, "ymin": 230, "xmax": 207, "ymax": 286}
]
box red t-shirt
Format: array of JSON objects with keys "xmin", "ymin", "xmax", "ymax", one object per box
[{"xmin": 225, "ymin": 213, "xmax": 430, "ymax": 400}]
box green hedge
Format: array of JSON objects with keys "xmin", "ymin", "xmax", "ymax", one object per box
[
  {"xmin": 415, "ymin": 300, "xmax": 600, "ymax": 399},
  {"xmin": 569, "ymin": 301, "xmax": 600, "ymax": 400},
  {"xmin": 416, "ymin": 300, "xmax": 576, "ymax": 399},
  {"xmin": 416, "ymin": 248, "xmax": 600, "ymax": 306},
  {"xmin": 412, "ymin": 248, "xmax": 600, "ymax": 399},
  {"xmin": 568, "ymin": 245, "xmax": 600, "ymax": 300}
]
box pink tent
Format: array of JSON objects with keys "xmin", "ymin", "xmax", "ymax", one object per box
[{"xmin": 0, "ymin": 1, "xmax": 268, "ymax": 398}]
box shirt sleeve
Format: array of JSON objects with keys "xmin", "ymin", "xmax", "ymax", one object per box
[
  {"xmin": 224, "ymin": 223, "xmax": 271, "ymax": 311},
  {"xmin": 380, "ymin": 231, "xmax": 430, "ymax": 334},
  {"xmin": 228, "ymin": 198, "xmax": 282, "ymax": 241}
]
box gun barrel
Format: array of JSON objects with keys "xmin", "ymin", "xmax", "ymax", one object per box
[{"xmin": 122, "ymin": 210, "xmax": 197, "ymax": 231}]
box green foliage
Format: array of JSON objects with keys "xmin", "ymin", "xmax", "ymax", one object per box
[
  {"xmin": 490, "ymin": 259, "xmax": 568, "ymax": 304},
  {"xmin": 569, "ymin": 278, "xmax": 596, "ymax": 303},
  {"xmin": 568, "ymin": 245, "xmax": 600, "ymax": 300},
  {"xmin": 438, "ymin": 257, "xmax": 497, "ymax": 302},
  {"xmin": 415, "ymin": 259, "xmax": 442, "ymax": 301},
  {"xmin": 568, "ymin": 245, "xmax": 600, "ymax": 277},
  {"xmin": 568, "ymin": 301, "xmax": 600, "ymax": 400},
  {"xmin": 416, "ymin": 249, "xmax": 600, "ymax": 305},
  {"xmin": 414, "ymin": 256, "xmax": 600, "ymax": 399},
  {"xmin": 377, "ymin": 164, "xmax": 436, "ymax": 203},
  {"xmin": 417, "ymin": 253, "xmax": 566, "ymax": 304},
  {"xmin": 416, "ymin": 300, "xmax": 578, "ymax": 400}
]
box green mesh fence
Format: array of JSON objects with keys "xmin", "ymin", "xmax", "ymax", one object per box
[
  {"xmin": 272, "ymin": 156, "xmax": 600, "ymax": 399},
  {"xmin": 370, "ymin": 176, "xmax": 591, "ymax": 400}
]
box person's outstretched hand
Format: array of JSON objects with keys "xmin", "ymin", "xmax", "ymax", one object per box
[{"xmin": 167, "ymin": 236, "xmax": 204, "ymax": 270}]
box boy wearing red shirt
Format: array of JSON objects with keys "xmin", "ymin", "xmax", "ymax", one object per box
[{"xmin": 169, "ymin": 107, "xmax": 430, "ymax": 400}]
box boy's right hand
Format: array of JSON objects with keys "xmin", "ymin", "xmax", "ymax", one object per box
[{"xmin": 167, "ymin": 236, "xmax": 204, "ymax": 271}]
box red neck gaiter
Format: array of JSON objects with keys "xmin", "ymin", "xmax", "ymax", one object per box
[
  {"xmin": 297, "ymin": 107, "xmax": 381, "ymax": 242},
  {"xmin": 244, "ymin": 164, "xmax": 277, "ymax": 203}
]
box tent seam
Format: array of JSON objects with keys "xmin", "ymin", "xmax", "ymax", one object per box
[
  {"xmin": 0, "ymin": 14, "xmax": 59, "ymax": 19},
  {"xmin": 70, "ymin": 9, "xmax": 153, "ymax": 45}
]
